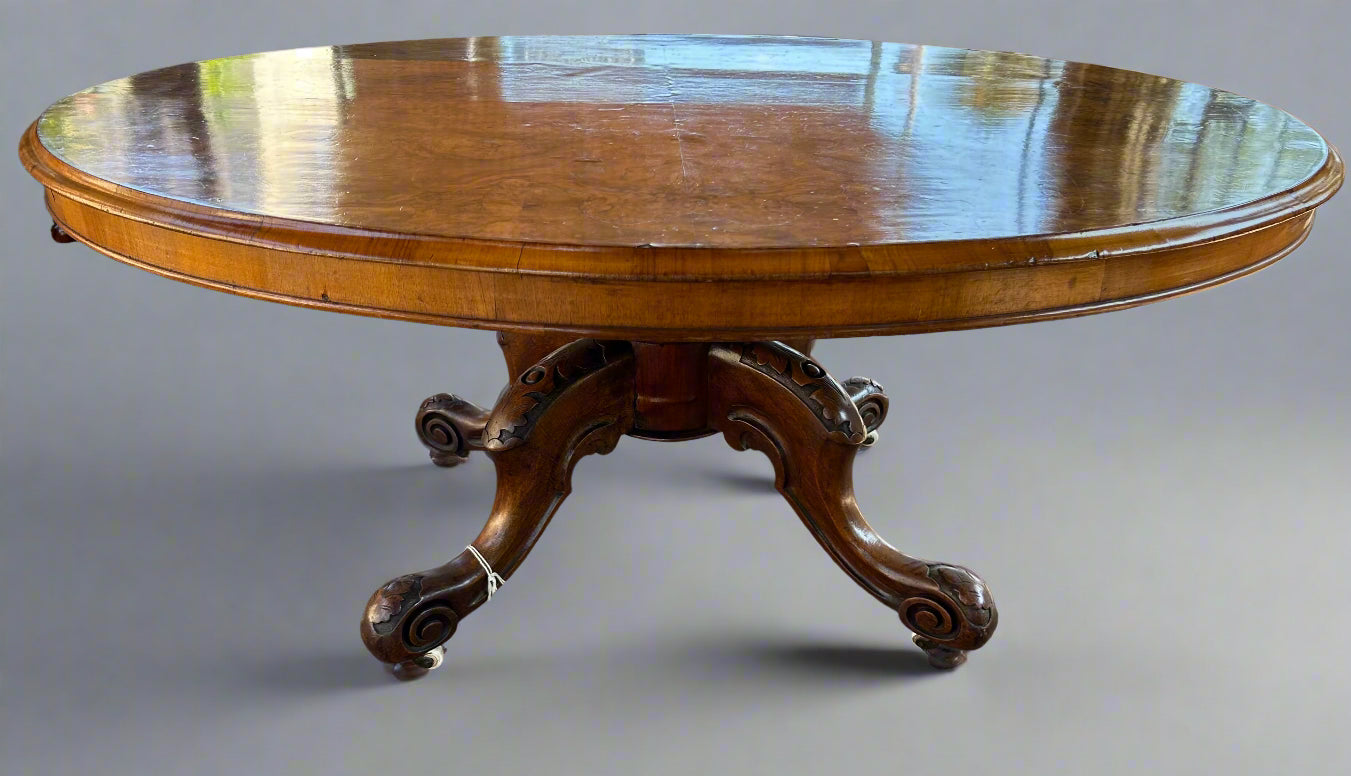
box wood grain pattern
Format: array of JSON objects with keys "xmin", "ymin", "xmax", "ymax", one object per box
[
  {"xmin": 632, "ymin": 342, "xmax": 712, "ymax": 438},
  {"xmin": 362, "ymin": 338, "xmax": 635, "ymax": 678},
  {"xmin": 371, "ymin": 335, "xmax": 978, "ymax": 677},
  {"xmin": 19, "ymin": 35, "xmax": 1342, "ymax": 340},
  {"xmin": 707, "ymin": 342, "xmax": 994, "ymax": 668},
  {"xmin": 20, "ymin": 38, "xmax": 1339, "ymax": 680},
  {"xmin": 415, "ymin": 393, "xmax": 491, "ymax": 467}
]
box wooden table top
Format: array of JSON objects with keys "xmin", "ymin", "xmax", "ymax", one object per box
[{"xmin": 21, "ymin": 35, "xmax": 1342, "ymax": 340}]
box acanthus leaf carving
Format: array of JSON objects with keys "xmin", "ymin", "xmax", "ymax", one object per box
[
  {"xmin": 724, "ymin": 342, "xmax": 866, "ymax": 444},
  {"xmin": 369, "ymin": 574, "xmax": 423, "ymax": 635}
]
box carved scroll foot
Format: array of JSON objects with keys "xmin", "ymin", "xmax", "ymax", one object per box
[
  {"xmin": 363, "ymin": 340, "xmax": 635, "ymax": 678},
  {"xmin": 416, "ymin": 393, "xmax": 490, "ymax": 467},
  {"xmin": 842, "ymin": 376, "xmax": 889, "ymax": 447},
  {"xmin": 708, "ymin": 342, "xmax": 996, "ymax": 668}
]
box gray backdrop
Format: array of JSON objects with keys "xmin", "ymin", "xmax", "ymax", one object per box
[{"xmin": 3, "ymin": 1, "xmax": 1348, "ymax": 774}]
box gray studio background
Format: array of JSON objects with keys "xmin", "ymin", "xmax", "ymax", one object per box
[{"xmin": 2, "ymin": 1, "xmax": 1348, "ymax": 774}]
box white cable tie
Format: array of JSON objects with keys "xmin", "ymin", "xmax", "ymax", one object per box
[{"xmin": 466, "ymin": 544, "xmax": 505, "ymax": 601}]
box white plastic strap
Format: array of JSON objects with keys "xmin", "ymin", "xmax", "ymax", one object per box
[{"xmin": 466, "ymin": 544, "xmax": 506, "ymax": 601}]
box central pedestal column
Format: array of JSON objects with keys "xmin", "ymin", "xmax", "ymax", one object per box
[{"xmin": 369, "ymin": 334, "xmax": 996, "ymax": 680}]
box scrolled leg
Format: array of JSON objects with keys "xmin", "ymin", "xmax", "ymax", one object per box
[
  {"xmin": 416, "ymin": 393, "xmax": 490, "ymax": 467},
  {"xmin": 364, "ymin": 339, "xmax": 635, "ymax": 678},
  {"xmin": 708, "ymin": 342, "xmax": 996, "ymax": 669}
]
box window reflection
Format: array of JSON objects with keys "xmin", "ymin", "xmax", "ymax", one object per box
[
  {"xmin": 36, "ymin": 36, "xmax": 1329, "ymax": 246},
  {"xmin": 40, "ymin": 46, "xmax": 352, "ymax": 221}
]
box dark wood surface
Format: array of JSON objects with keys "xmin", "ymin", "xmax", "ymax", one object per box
[
  {"xmin": 374, "ymin": 334, "xmax": 989, "ymax": 677},
  {"xmin": 706, "ymin": 342, "xmax": 992, "ymax": 668},
  {"xmin": 20, "ymin": 35, "xmax": 1342, "ymax": 340},
  {"xmin": 22, "ymin": 38, "xmax": 1338, "ymax": 677},
  {"xmin": 368, "ymin": 337, "xmax": 637, "ymax": 678}
]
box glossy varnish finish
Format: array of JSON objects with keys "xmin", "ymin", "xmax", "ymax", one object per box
[
  {"xmin": 20, "ymin": 35, "xmax": 1342, "ymax": 340},
  {"xmin": 20, "ymin": 36, "xmax": 1344, "ymax": 680},
  {"xmin": 377, "ymin": 334, "xmax": 990, "ymax": 677}
]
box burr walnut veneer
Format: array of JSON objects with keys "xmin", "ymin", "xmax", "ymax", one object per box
[{"xmin": 20, "ymin": 35, "xmax": 1342, "ymax": 678}]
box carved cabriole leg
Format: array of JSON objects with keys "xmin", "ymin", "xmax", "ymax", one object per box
[
  {"xmin": 416, "ymin": 333, "xmax": 580, "ymax": 467},
  {"xmin": 707, "ymin": 342, "xmax": 997, "ymax": 668},
  {"xmin": 364, "ymin": 339, "xmax": 635, "ymax": 679}
]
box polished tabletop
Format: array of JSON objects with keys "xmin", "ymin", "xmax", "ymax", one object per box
[
  {"xmin": 20, "ymin": 35, "xmax": 1342, "ymax": 339},
  {"xmin": 30, "ymin": 34, "xmax": 1337, "ymax": 249}
]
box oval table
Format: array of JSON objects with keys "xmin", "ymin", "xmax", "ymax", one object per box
[{"xmin": 20, "ymin": 35, "xmax": 1342, "ymax": 679}]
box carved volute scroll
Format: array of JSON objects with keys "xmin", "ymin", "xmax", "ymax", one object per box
[
  {"xmin": 415, "ymin": 393, "xmax": 490, "ymax": 467},
  {"xmin": 842, "ymin": 376, "xmax": 889, "ymax": 434}
]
